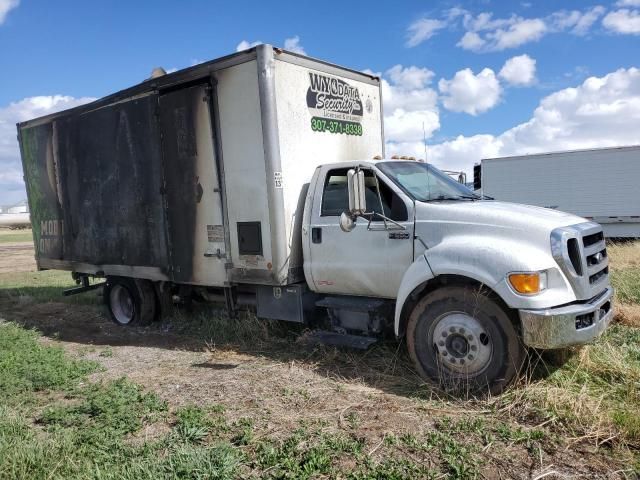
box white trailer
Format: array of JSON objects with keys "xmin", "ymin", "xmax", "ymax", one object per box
[{"xmin": 478, "ymin": 146, "xmax": 640, "ymax": 238}]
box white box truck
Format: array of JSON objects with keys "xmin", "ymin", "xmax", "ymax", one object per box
[
  {"xmin": 18, "ymin": 45, "xmax": 613, "ymax": 395},
  {"xmin": 477, "ymin": 146, "xmax": 640, "ymax": 238}
]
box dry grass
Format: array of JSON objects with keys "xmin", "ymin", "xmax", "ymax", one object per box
[
  {"xmin": 0, "ymin": 227, "xmax": 33, "ymax": 244},
  {"xmin": 615, "ymin": 303, "xmax": 640, "ymax": 328},
  {"xmin": 609, "ymin": 240, "xmax": 640, "ymax": 327},
  {"xmin": 607, "ymin": 240, "xmax": 640, "ymax": 271}
]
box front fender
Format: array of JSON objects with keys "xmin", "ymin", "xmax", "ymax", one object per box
[
  {"xmin": 393, "ymin": 254, "xmax": 434, "ymax": 336},
  {"xmin": 393, "ymin": 238, "xmax": 578, "ymax": 337},
  {"xmin": 425, "ymin": 236, "xmax": 576, "ymax": 310}
]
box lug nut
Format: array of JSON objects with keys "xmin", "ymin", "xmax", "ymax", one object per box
[
  {"xmin": 449, "ymin": 357, "xmax": 456, "ymax": 363},
  {"xmin": 467, "ymin": 335, "xmax": 473, "ymax": 341},
  {"xmin": 470, "ymin": 345, "xmax": 477, "ymax": 351},
  {"xmin": 442, "ymin": 351, "xmax": 448, "ymax": 356},
  {"xmin": 459, "ymin": 327, "xmax": 466, "ymax": 334},
  {"xmin": 449, "ymin": 327, "xmax": 456, "ymax": 333},
  {"xmin": 439, "ymin": 341, "xmax": 445, "ymax": 346},
  {"xmin": 468, "ymin": 355, "xmax": 474, "ymax": 360},
  {"xmin": 460, "ymin": 359, "xmax": 465, "ymax": 365},
  {"xmin": 442, "ymin": 332, "xmax": 447, "ymax": 338}
]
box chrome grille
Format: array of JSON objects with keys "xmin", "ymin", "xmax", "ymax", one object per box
[
  {"xmin": 583, "ymin": 231, "xmax": 604, "ymax": 248},
  {"xmin": 551, "ymin": 222, "xmax": 609, "ymax": 300}
]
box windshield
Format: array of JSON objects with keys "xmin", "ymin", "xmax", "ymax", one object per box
[{"xmin": 377, "ymin": 161, "xmax": 480, "ymax": 202}]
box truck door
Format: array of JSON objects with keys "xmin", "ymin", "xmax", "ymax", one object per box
[
  {"xmin": 159, "ymin": 83, "xmax": 227, "ymax": 286},
  {"xmin": 307, "ymin": 166, "xmax": 414, "ymax": 298}
]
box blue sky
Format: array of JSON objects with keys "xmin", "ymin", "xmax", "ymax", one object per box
[{"xmin": 1, "ymin": 0, "xmax": 639, "ymax": 204}]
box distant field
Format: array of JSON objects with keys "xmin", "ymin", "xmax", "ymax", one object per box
[
  {"xmin": 0, "ymin": 232, "xmax": 638, "ymax": 478},
  {"xmin": 0, "ymin": 228, "xmax": 33, "ymax": 244}
]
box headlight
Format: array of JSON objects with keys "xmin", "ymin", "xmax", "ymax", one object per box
[{"xmin": 508, "ymin": 271, "xmax": 547, "ymax": 295}]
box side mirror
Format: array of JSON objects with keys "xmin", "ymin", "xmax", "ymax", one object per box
[
  {"xmin": 339, "ymin": 212, "xmax": 356, "ymax": 232},
  {"xmin": 347, "ymin": 169, "xmax": 366, "ymax": 215},
  {"xmin": 339, "ymin": 168, "xmax": 366, "ymax": 233}
]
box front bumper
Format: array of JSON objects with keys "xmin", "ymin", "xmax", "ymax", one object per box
[{"xmin": 519, "ymin": 287, "xmax": 614, "ymax": 349}]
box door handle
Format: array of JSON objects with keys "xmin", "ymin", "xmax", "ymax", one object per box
[{"xmin": 312, "ymin": 227, "xmax": 322, "ymax": 244}]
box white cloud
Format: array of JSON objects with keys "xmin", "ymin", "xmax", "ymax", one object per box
[
  {"xmin": 0, "ymin": 95, "xmax": 95, "ymax": 205},
  {"xmin": 616, "ymin": 0, "xmax": 640, "ymax": 6},
  {"xmin": 386, "ymin": 65, "xmax": 434, "ymax": 91},
  {"xmin": 550, "ymin": 6, "xmax": 606, "ymax": 35},
  {"xmin": 464, "ymin": 12, "xmax": 513, "ymax": 32},
  {"xmin": 499, "ymin": 54, "xmax": 536, "ymax": 86},
  {"xmin": 489, "ymin": 18, "xmax": 547, "ymax": 50},
  {"xmin": 374, "ymin": 65, "xmax": 440, "ymax": 150},
  {"xmin": 284, "ymin": 36, "xmax": 306, "ymax": 54},
  {"xmin": 384, "ymin": 109, "xmax": 440, "ymax": 145},
  {"xmin": 425, "ymin": 68, "xmax": 640, "ymax": 174},
  {"xmin": 457, "ymin": 31, "xmax": 485, "ymax": 50},
  {"xmin": 236, "ymin": 40, "xmax": 262, "ymax": 51},
  {"xmin": 0, "ymin": 0, "xmax": 19, "ymax": 25},
  {"xmin": 603, "ymin": 9, "xmax": 640, "ymax": 34},
  {"xmin": 406, "ymin": 18, "xmax": 446, "ymax": 47},
  {"xmin": 455, "ymin": 7, "xmax": 605, "ymax": 53},
  {"xmin": 438, "ymin": 68, "xmax": 502, "ymax": 115},
  {"xmin": 456, "ymin": 15, "xmax": 547, "ymax": 52}
]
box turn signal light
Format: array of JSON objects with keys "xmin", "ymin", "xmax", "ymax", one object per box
[{"xmin": 509, "ymin": 272, "xmax": 545, "ymax": 294}]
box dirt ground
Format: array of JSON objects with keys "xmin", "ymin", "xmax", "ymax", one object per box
[
  {"xmin": 0, "ymin": 240, "xmax": 634, "ymax": 478},
  {"xmin": 0, "ymin": 241, "xmax": 36, "ymax": 274}
]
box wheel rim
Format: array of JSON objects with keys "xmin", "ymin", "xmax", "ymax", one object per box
[
  {"xmin": 431, "ymin": 312, "xmax": 492, "ymax": 376},
  {"xmin": 110, "ymin": 284, "xmax": 134, "ymax": 324}
]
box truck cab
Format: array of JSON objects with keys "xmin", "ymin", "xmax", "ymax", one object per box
[{"xmin": 302, "ymin": 159, "xmax": 613, "ymax": 394}]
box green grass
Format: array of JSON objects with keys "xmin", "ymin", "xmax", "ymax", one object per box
[
  {"xmin": 0, "ymin": 321, "xmax": 489, "ymax": 479},
  {"xmin": 0, "ymin": 323, "xmax": 99, "ymax": 405},
  {"xmin": 0, "ymin": 269, "xmax": 98, "ymax": 305},
  {"xmin": 611, "ymin": 267, "xmax": 640, "ymax": 304},
  {"xmin": 0, "ymin": 229, "xmax": 33, "ymax": 243}
]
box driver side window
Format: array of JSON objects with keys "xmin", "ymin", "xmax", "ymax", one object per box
[{"xmin": 320, "ymin": 168, "xmax": 408, "ymax": 221}]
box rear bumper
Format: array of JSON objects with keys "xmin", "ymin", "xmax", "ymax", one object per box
[{"xmin": 519, "ymin": 287, "xmax": 614, "ymax": 349}]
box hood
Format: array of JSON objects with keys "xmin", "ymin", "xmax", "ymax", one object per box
[{"xmin": 414, "ymin": 200, "xmax": 587, "ymax": 247}]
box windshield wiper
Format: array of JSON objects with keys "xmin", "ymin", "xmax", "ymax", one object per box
[{"xmin": 426, "ymin": 194, "xmax": 479, "ymax": 201}]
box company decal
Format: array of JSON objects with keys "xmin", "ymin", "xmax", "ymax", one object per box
[
  {"xmin": 307, "ymin": 72, "xmax": 364, "ymax": 136},
  {"xmin": 39, "ymin": 219, "xmax": 63, "ymax": 256}
]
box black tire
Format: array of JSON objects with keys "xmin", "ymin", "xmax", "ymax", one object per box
[
  {"xmin": 406, "ymin": 285, "xmax": 525, "ymax": 396},
  {"xmin": 104, "ymin": 277, "xmax": 156, "ymax": 326}
]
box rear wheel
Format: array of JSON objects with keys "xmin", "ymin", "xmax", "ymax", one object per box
[
  {"xmin": 406, "ymin": 285, "xmax": 525, "ymax": 396},
  {"xmin": 104, "ymin": 277, "xmax": 156, "ymax": 326}
]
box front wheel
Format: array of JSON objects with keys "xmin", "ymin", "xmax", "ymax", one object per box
[{"xmin": 406, "ymin": 285, "xmax": 525, "ymax": 396}]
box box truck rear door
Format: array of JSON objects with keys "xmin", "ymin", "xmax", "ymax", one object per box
[{"xmin": 159, "ymin": 83, "xmax": 227, "ymax": 286}]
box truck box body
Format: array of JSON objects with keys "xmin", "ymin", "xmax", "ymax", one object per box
[
  {"xmin": 18, "ymin": 45, "xmax": 383, "ymax": 287},
  {"xmin": 479, "ymin": 146, "xmax": 640, "ymax": 238}
]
